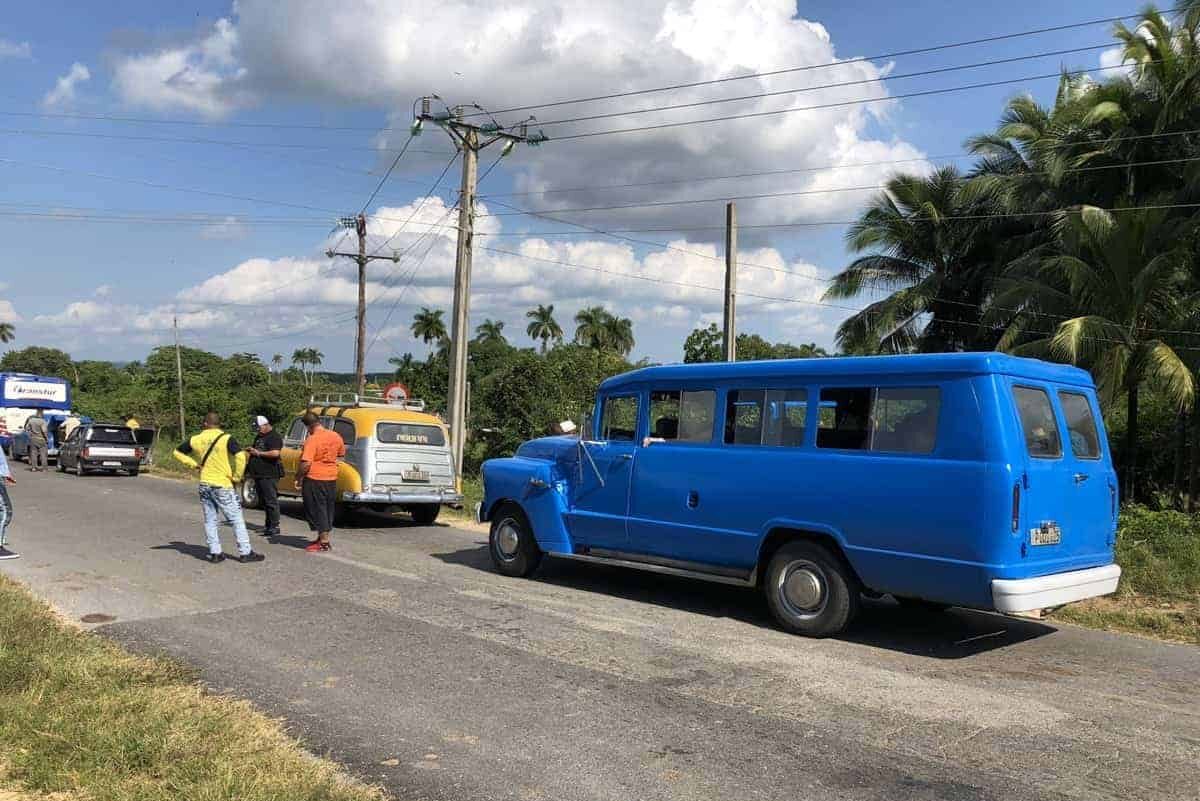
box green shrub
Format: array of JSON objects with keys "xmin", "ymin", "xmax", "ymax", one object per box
[{"xmin": 1115, "ymin": 505, "xmax": 1200, "ymax": 599}]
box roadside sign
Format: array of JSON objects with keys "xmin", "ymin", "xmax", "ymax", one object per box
[{"xmin": 383, "ymin": 382, "xmax": 410, "ymax": 404}]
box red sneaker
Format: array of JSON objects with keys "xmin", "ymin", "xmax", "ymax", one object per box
[{"xmin": 304, "ymin": 540, "xmax": 330, "ymax": 553}]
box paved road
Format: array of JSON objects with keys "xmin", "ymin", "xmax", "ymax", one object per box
[{"xmin": 2, "ymin": 470, "xmax": 1198, "ymax": 801}]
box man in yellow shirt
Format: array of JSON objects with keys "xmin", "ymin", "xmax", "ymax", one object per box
[{"xmin": 173, "ymin": 412, "xmax": 265, "ymax": 564}]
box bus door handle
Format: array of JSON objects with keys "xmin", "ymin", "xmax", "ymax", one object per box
[
  {"xmin": 1073, "ymin": 473, "xmax": 1090, "ymax": 484},
  {"xmin": 686, "ymin": 490, "xmax": 699, "ymax": 509},
  {"xmin": 619, "ymin": 453, "xmax": 634, "ymax": 461}
]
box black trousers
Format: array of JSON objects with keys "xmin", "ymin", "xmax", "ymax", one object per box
[
  {"xmin": 253, "ymin": 476, "xmax": 280, "ymax": 533},
  {"xmin": 302, "ymin": 479, "xmax": 337, "ymax": 533}
]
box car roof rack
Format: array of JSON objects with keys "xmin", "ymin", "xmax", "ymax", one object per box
[{"xmin": 308, "ymin": 392, "xmax": 427, "ymax": 412}]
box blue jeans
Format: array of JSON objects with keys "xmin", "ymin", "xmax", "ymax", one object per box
[
  {"xmin": 0, "ymin": 482, "xmax": 11, "ymax": 548},
  {"xmin": 198, "ymin": 484, "xmax": 250, "ymax": 556}
]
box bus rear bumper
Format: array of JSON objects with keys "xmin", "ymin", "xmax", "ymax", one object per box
[{"xmin": 991, "ymin": 564, "xmax": 1121, "ymax": 613}]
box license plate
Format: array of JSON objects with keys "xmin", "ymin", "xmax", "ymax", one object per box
[
  {"xmin": 402, "ymin": 469, "xmax": 430, "ymax": 482},
  {"xmin": 102, "ymin": 461, "xmax": 121, "ymax": 467},
  {"xmin": 1031, "ymin": 523, "xmax": 1061, "ymax": 546}
]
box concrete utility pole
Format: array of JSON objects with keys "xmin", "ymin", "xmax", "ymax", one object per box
[
  {"xmin": 412, "ymin": 97, "xmax": 545, "ymax": 480},
  {"xmin": 173, "ymin": 315, "xmax": 185, "ymax": 435},
  {"xmin": 723, "ymin": 201, "xmax": 738, "ymax": 362},
  {"xmin": 327, "ymin": 213, "xmax": 400, "ymax": 395}
]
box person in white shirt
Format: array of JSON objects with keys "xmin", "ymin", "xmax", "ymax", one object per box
[{"xmin": 0, "ymin": 446, "xmax": 17, "ymax": 560}]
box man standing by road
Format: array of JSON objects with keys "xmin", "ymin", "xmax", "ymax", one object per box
[
  {"xmin": 295, "ymin": 412, "xmax": 344, "ymax": 553},
  {"xmin": 23, "ymin": 410, "xmax": 48, "ymax": 472},
  {"xmin": 0, "ymin": 445, "xmax": 17, "ymax": 560},
  {"xmin": 246, "ymin": 415, "xmax": 283, "ymax": 539},
  {"xmin": 173, "ymin": 412, "xmax": 265, "ymax": 564}
]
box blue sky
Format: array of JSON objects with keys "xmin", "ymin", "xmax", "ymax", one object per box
[{"xmin": 0, "ymin": 0, "xmax": 1144, "ymax": 369}]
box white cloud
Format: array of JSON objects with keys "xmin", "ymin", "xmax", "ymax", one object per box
[
  {"xmin": 1099, "ymin": 46, "xmax": 1134, "ymax": 79},
  {"xmin": 111, "ymin": 18, "xmax": 250, "ymax": 118},
  {"xmin": 93, "ymin": 284, "xmax": 112, "ymax": 298},
  {"xmin": 0, "ymin": 300, "xmax": 20, "ymax": 324},
  {"xmin": 199, "ymin": 216, "xmax": 250, "ymax": 240},
  {"xmin": 0, "ymin": 39, "xmax": 31, "ymax": 59},
  {"xmin": 108, "ymin": 0, "xmax": 923, "ymax": 234},
  {"xmin": 41, "ymin": 62, "xmax": 91, "ymax": 109}
]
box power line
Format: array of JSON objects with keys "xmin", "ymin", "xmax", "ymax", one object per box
[
  {"xmin": 466, "ymin": 5, "xmax": 1186, "ymax": 118},
  {"xmin": 360, "ymin": 132, "xmax": 417, "ymax": 214},
  {"xmin": 477, "ymin": 154, "xmax": 1200, "ymax": 218},
  {"xmin": 548, "ymin": 61, "xmax": 1153, "ymax": 141},
  {"xmin": 480, "ymin": 129, "xmax": 1200, "ymax": 200},
  {"xmin": 0, "ymin": 126, "xmax": 453, "ymax": 154},
  {"xmin": 533, "ymin": 43, "xmax": 1117, "ymax": 129}
]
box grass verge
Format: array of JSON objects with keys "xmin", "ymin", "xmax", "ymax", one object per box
[
  {"xmin": 1047, "ymin": 504, "xmax": 1200, "ymax": 645},
  {"xmin": 0, "ymin": 574, "xmax": 385, "ymax": 801}
]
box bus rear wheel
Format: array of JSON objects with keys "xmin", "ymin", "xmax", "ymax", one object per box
[
  {"xmin": 409, "ymin": 504, "xmax": 440, "ymax": 526},
  {"xmin": 764, "ymin": 540, "xmax": 859, "ymax": 637}
]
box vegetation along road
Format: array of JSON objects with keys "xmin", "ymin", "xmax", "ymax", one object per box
[{"xmin": 3, "ymin": 471, "xmax": 1197, "ymax": 801}]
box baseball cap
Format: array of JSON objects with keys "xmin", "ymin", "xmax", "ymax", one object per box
[{"xmin": 253, "ymin": 415, "xmax": 269, "ymax": 427}]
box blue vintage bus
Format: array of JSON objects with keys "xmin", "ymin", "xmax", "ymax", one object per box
[{"xmin": 477, "ymin": 353, "xmax": 1121, "ymax": 637}]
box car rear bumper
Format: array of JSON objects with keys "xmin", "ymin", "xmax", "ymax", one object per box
[
  {"xmin": 991, "ymin": 564, "xmax": 1121, "ymax": 613},
  {"xmin": 342, "ymin": 489, "xmax": 463, "ymax": 506},
  {"xmin": 83, "ymin": 458, "xmax": 140, "ymax": 469}
]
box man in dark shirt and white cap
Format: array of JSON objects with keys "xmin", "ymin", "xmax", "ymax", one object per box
[{"xmin": 245, "ymin": 415, "xmax": 284, "ymax": 539}]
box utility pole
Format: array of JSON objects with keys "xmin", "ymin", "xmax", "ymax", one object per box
[
  {"xmin": 723, "ymin": 201, "xmax": 738, "ymax": 362},
  {"xmin": 173, "ymin": 315, "xmax": 185, "ymax": 435},
  {"xmin": 327, "ymin": 213, "xmax": 400, "ymax": 395},
  {"xmin": 412, "ymin": 97, "xmax": 545, "ymax": 480}
]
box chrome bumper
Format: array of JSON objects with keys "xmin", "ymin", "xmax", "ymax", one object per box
[
  {"xmin": 992, "ymin": 564, "xmax": 1121, "ymax": 613},
  {"xmin": 342, "ymin": 489, "xmax": 464, "ymax": 505}
]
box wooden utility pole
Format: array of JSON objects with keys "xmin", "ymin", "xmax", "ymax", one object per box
[
  {"xmin": 413, "ymin": 97, "xmax": 544, "ymax": 480},
  {"xmin": 327, "ymin": 213, "xmax": 400, "ymax": 395},
  {"xmin": 723, "ymin": 201, "xmax": 738, "ymax": 362},
  {"xmin": 173, "ymin": 315, "xmax": 185, "ymax": 435}
]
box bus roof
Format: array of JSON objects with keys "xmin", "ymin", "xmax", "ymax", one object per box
[{"xmin": 599, "ymin": 352, "xmax": 1094, "ymax": 392}]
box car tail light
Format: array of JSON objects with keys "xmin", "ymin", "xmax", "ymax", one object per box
[
  {"xmin": 1011, "ymin": 482, "xmax": 1021, "ymax": 533},
  {"xmin": 82, "ymin": 447, "xmax": 91, "ymax": 459},
  {"xmin": 134, "ymin": 447, "xmax": 144, "ymax": 460}
]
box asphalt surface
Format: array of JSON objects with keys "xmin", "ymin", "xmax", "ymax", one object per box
[{"xmin": 2, "ymin": 468, "xmax": 1198, "ymax": 801}]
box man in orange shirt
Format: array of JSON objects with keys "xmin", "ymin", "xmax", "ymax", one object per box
[{"xmin": 295, "ymin": 412, "xmax": 346, "ymax": 553}]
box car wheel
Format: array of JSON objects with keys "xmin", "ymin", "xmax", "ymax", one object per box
[
  {"xmin": 128, "ymin": 468, "xmax": 139, "ymax": 477},
  {"xmin": 57, "ymin": 458, "xmax": 66, "ymax": 473},
  {"xmin": 239, "ymin": 480, "xmax": 261, "ymax": 509},
  {"xmin": 764, "ymin": 540, "xmax": 859, "ymax": 637},
  {"xmin": 489, "ymin": 502, "xmax": 543, "ymax": 578},
  {"xmin": 409, "ymin": 504, "xmax": 440, "ymax": 526},
  {"xmin": 895, "ymin": 597, "xmax": 950, "ymax": 614},
  {"xmin": 75, "ymin": 461, "xmax": 85, "ymax": 477}
]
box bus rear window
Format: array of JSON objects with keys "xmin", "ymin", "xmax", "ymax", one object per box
[
  {"xmin": 1013, "ymin": 387, "xmax": 1062, "ymax": 458},
  {"xmin": 1059, "ymin": 391, "xmax": 1101, "ymax": 460},
  {"xmin": 376, "ymin": 423, "xmax": 445, "ymax": 446}
]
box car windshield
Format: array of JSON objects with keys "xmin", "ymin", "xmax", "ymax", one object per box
[
  {"xmin": 88, "ymin": 426, "xmax": 136, "ymax": 444},
  {"xmin": 376, "ymin": 422, "xmax": 445, "ymax": 446}
]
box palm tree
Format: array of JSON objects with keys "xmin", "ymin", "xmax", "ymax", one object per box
[
  {"xmin": 308, "ymin": 349, "xmax": 324, "ymax": 384},
  {"xmin": 411, "ymin": 307, "xmax": 447, "ymax": 348},
  {"xmin": 0, "ymin": 322, "xmax": 13, "ymax": 344},
  {"xmin": 573, "ymin": 305, "xmax": 611, "ymax": 350},
  {"xmin": 823, "ymin": 167, "xmax": 1001, "ymax": 353},
  {"xmin": 388, "ymin": 353, "xmax": 416, "ymax": 380},
  {"xmin": 603, "ymin": 314, "xmax": 635, "ymax": 357},
  {"xmin": 474, "ymin": 318, "xmax": 507, "ymax": 345},
  {"xmin": 291, "ymin": 348, "xmax": 309, "ymax": 384},
  {"xmin": 994, "ymin": 204, "xmax": 1196, "ymax": 499},
  {"xmin": 526, "ymin": 304, "xmax": 562, "ymax": 353}
]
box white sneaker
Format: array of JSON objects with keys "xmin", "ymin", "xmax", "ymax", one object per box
[{"xmin": 0, "ymin": 547, "xmax": 20, "ymax": 560}]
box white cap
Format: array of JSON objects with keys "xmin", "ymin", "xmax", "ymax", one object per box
[{"xmin": 254, "ymin": 415, "xmax": 269, "ymax": 427}]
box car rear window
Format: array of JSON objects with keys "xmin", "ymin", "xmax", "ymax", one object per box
[
  {"xmin": 1059, "ymin": 391, "xmax": 1101, "ymax": 460},
  {"xmin": 88, "ymin": 426, "xmax": 136, "ymax": 444},
  {"xmin": 1013, "ymin": 386, "xmax": 1062, "ymax": 458},
  {"xmin": 376, "ymin": 422, "xmax": 445, "ymax": 446}
]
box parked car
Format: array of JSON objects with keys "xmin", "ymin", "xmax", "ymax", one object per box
[
  {"xmin": 239, "ymin": 393, "xmax": 462, "ymax": 524},
  {"xmin": 477, "ymin": 353, "xmax": 1122, "ymax": 637},
  {"xmin": 57, "ymin": 423, "xmax": 144, "ymax": 476}
]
